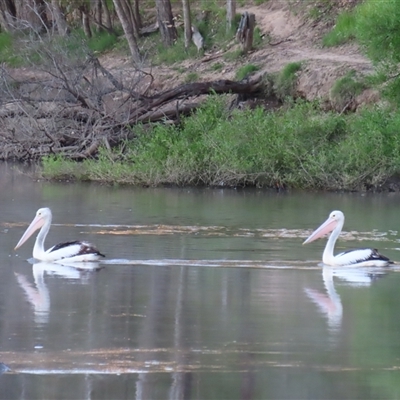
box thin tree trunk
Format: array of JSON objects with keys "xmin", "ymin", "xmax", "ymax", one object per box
[
  {"xmin": 226, "ymin": 0, "xmax": 236, "ymax": 32},
  {"xmin": 236, "ymin": 12, "xmax": 255, "ymax": 54},
  {"xmin": 81, "ymin": 5, "xmax": 92, "ymax": 38},
  {"xmin": 0, "ymin": 0, "xmax": 16, "ymax": 31},
  {"xmin": 100, "ymin": 0, "xmax": 112, "ymax": 31},
  {"xmin": 34, "ymin": 0, "xmax": 49, "ymax": 30},
  {"xmin": 133, "ymin": 0, "xmax": 141, "ymax": 30},
  {"xmin": 182, "ymin": 0, "xmax": 191, "ymax": 49},
  {"xmin": 112, "ymin": 0, "xmax": 141, "ymax": 64},
  {"xmin": 51, "ymin": 0, "xmax": 69, "ymax": 36},
  {"xmin": 155, "ymin": 0, "xmax": 177, "ymax": 46},
  {"xmin": 120, "ymin": 0, "xmax": 139, "ymax": 39},
  {"xmin": 92, "ymin": 0, "xmax": 102, "ymax": 33}
]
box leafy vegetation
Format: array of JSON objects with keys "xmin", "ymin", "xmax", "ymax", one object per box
[
  {"xmin": 0, "ymin": 32, "xmax": 24, "ymax": 67},
  {"xmin": 355, "ymin": 0, "xmax": 400, "ymax": 106},
  {"xmin": 223, "ymin": 49, "xmax": 244, "ymax": 62},
  {"xmin": 87, "ymin": 31, "xmax": 119, "ymax": 53},
  {"xmin": 185, "ymin": 72, "xmax": 199, "ymax": 83},
  {"xmin": 235, "ymin": 64, "xmax": 259, "ymax": 81},
  {"xmin": 42, "ymin": 97, "xmax": 400, "ymax": 190},
  {"xmin": 274, "ymin": 62, "xmax": 302, "ymax": 100},
  {"xmin": 322, "ymin": 11, "xmax": 356, "ymax": 47},
  {"xmin": 330, "ymin": 70, "xmax": 366, "ymax": 111},
  {"xmin": 7, "ymin": 0, "xmax": 400, "ymax": 191}
]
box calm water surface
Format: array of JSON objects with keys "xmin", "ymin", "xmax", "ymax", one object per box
[{"xmin": 0, "ymin": 163, "xmax": 400, "ymax": 399}]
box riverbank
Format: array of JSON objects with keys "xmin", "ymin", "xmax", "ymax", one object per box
[
  {"xmin": 3, "ymin": 0, "xmax": 400, "ymax": 191},
  {"xmin": 40, "ymin": 97, "xmax": 400, "ymax": 192}
]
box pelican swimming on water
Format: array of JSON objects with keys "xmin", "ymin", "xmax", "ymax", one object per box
[
  {"xmin": 15, "ymin": 207, "xmax": 105, "ymax": 263},
  {"xmin": 303, "ymin": 210, "xmax": 393, "ymax": 267}
]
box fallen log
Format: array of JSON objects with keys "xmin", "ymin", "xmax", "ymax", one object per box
[
  {"xmin": 129, "ymin": 76, "xmax": 264, "ymax": 123},
  {"xmin": 136, "ymin": 102, "xmax": 200, "ymax": 124}
]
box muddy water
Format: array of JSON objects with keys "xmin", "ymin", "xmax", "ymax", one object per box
[{"xmin": 0, "ymin": 163, "xmax": 400, "ymax": 399}]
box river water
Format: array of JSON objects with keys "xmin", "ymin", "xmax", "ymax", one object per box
[{"xmin": 0, "ymin": 163, "xmax": 400, "ymax": 399}]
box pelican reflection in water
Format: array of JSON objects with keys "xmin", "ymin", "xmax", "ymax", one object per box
[
  {"xmin": 305, "ymin": 267, "xmax": 387, "ymax": 334},
  {"xmin": 15, "ymin": 261, "xmax": 102, "ymax": 325}
]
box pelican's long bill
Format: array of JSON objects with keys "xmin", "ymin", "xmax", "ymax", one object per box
[
  {"xmin": 303, "ymin": 215, "xmax": 338, "ymax": 245},
  {"xmin": 15, "ymin": 213, "xmax": 45, "ymax": 250}
]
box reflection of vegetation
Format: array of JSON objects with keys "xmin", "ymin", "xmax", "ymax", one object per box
[{"xmin": 42, "ymin": 96, "xmax": 400, "ymax": 190}]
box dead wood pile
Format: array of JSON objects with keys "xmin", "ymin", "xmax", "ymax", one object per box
[{"xmin": 0, "ymin": 56, "xmax": 265, "ymax": 161}]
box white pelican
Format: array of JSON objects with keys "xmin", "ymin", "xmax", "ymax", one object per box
[
  {"xmin": 303, "ymin": 210, "xmax": 392, "ymax": 267},
  {"xmin": 15, "ymin": 207, "xmax": 105, "ymax": 263}
]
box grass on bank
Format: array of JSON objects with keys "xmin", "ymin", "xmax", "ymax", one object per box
[
  {"xmin": 42, "ymin": 96, "xmax": 400, "ymax": 190},
  {"xmin": 330, "ymin": 70, "xmax": 366, "ymax": 111},
  {"xmin": 274, "ymin": 62, "xmax": 302, "ymax": 100},
  {"xmin": 322, "ymin": 11, "xmax": 356, "ymax": 47}
]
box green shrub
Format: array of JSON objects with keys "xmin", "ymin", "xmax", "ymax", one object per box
[
  {"xmin": 223, "ymin": 49, "xmax": 244, "ymax": 62},
  {"xmin": 355, "ymin": 0, "xmax": 400, "ymax": 106},
  {"xmin": 211, "ymin": 62, "xmax": 224, "ymax": 71},
  {"xmin": 235, "ymin": 64, "xmax": 259, "ymax": 80},
  {"xmin": 41, "ymin": 98, "xmax": 400, "ymax": 190},
  {"xmin": 87, "ymin": 31, "xmax": 118, "ymax": 53},
  {"xmin": 154, "ymin": 34, "xmax": 199, "ymax": 65},
  {"xmin": 185, "ymin": 72, "xmax": 199, "ymax": 83},
  {"xmin": 323, "ymin": 11, "xmax": 356, "ymax": 47},
  {"xmin": 305, "ymin": 108, "xmax": 400, "ymax": 189},
  {"xmin": 253, "ymin": 27, "xmax": 264, "ymax": 47},
  {"xmin": 330, "ymin": 71, "xmax": 365, "ymax": 111},
  {"xmin": 41, "ymin": 155, "xmax": 89, "ymax": 180},
  {"xmin": 274, "ymin": 62, "xmax": 302, "ymax": 100},
  {"xmin": 0, "ymin": 32, "xmax": 24, "ymax": 66}
]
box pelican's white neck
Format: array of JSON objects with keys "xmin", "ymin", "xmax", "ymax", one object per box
[
  {"xmin": 33, "ymin": 215, "xmax": 52, "ymax": 260},
  {"xmin": 322, "ymin": 217, "xmax": 344, "ymax": 265}
]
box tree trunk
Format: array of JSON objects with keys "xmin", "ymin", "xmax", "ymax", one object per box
[
  {"xmin": 0, "ymin": 0, "xmax": 16, "ymax": 32},
  {"xmin": 155, "ymin": 0, "xmax": 177, "ymax": 46},
  {"xmin": 14, "ymin": 0, "xmax": 47, "ymax": 31},
  {"xmin": 112, "ymin": 0, "xmax": 141, "ymax": 64},
  {"xmin": 80, "ymin": 5, "xmax": 92, "ymax": 38},
  {"xmin": 226, "ymin": 0, "xmax": 236, "ymax": 32},
  {"xmin": 236, "ymin": 12, "xmax": 255, "ymax": 54},
  {"xmin": 51, "ymin": 0, "xmax": 69, "ymax": 36},
  {"xmin": 133, "ymin": 0, "xmax": 142, "ymax": 30},
  {"xmin": 100, "ymin": 0, "xmax": 113, "ymax": 31},
  {"xmin": 34, "ymin": 0, "xmax": 49, "ymax": 30},
  {"xmin": 92, "ymin": 0, "xmax": 102, "ymax": 33},
  {"xmin": 182, "ymin": 0, "xmax": 191, "ymax": 49}
]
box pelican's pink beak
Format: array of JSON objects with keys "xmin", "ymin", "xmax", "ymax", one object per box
[
  {"xmin": 14, "ymin": 214, "xmax": 45, "ymax": 250},
  {"xmin": 303, "ymin": 216, "xmax": 338, "ymax": 245}
]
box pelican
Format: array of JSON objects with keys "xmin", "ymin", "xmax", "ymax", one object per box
[
  {"xmin": 303, "ymin": 210, "xmax": 393, "ymax": 267},
  {"xmin": 15, "ymin": 207, "xmax": 105, "ymax": 263}
]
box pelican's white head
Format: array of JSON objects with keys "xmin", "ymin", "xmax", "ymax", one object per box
[
  {"xmin": 303, "ymin": 210, "xmax": 345, "ymax": 245},
  {"xmin": 15, "ymin": 207, "xmax": 53, "ymax": 250}
]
